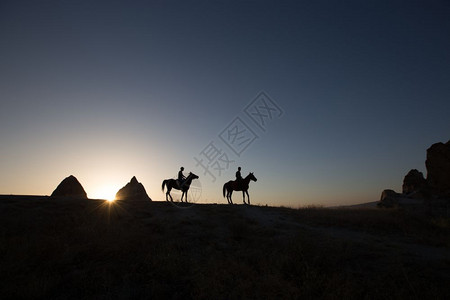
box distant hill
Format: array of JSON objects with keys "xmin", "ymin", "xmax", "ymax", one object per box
[{"xmin": 330, "ymin": 201, "xmax": 379, "ymax": 209}]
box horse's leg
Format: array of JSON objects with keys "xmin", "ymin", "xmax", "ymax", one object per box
[
  {"xmin": 246, "ymin": 190, "xmax": 250, "ymax": 205},
  {"xmin": 242, "ymin": 191, "xmax": 246, "ymax": 204},
  {"xmin": 181, "ymin": 190, "xmax": 187, "ymax": 202},
  {"xmin": 165, "ymin": 186, "xmax": 170, "ymax": 201},
  {"xmin": 167, "ymin": 187, "xmax": 173, "ymax": 202},
  {"xmin": 228, "ymin": 190, "xmax": 233, "ymax": 204}
]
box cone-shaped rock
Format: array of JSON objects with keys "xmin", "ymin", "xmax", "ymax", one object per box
[
  {"xmin": 115, "ymin": 176, "xmax": 151, "ymax": 201},
  {"xmin": 51, "ymin": 175, "xmax": 88, "ymax": 198}
]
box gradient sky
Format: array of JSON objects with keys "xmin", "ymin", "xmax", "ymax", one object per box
[{"xmin": 1, "ymin": 0, "xmax": 449, "ymax": 207}]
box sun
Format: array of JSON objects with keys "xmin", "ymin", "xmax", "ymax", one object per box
[{"xmin": 91, "ymin": 184, "xmax": 118, "ymax": 202}]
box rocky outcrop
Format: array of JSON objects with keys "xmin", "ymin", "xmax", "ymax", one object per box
[
  {"xmin": 426, "ymin": 141, "xmax": 450, "ymax": 198},
  {"xmin": 378, "ymin": 140, "xmax": 450, "ymax": 211},
  {"xmin": 378, "ymin": 189, "xmax": 401, "ymax": 207},
  {"xmin": 115, "ymin": 176, "xmax": 151, "ymax": 201},
  {"xmin": 378, "ymin": 189, "xmax": 424, "ymax": 208},
  {"xmin": 402, "ymin": 169, "xmax": 427, "ymax": 196},
  {"xmin": 51, "ymin": 175, "xmax": 88, "ymax": 198}
]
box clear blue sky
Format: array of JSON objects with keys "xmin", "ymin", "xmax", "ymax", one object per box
[{"xmin": 1, "ymin": 0, "xmax": 449, "ymax": 206}]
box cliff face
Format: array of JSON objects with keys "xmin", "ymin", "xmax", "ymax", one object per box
[
  {"xmin": 115, "ymin": 176, "xmax": 151, "ymax": 201},
  {"xmin": 426, "ymin": 141, "xmax": 450, "ymax": 198},
  {"xmin": 51, "ymin": 175, "xmax": 88, "ymax": 198}
]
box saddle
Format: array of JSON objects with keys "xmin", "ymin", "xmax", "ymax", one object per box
[
  {"xmin": 234, "ymin": 179, "xmax": 244, "ymax": 188},
  {"xmin": 177, "ymin": 179, "xmax": 185, "ymax": 189}
]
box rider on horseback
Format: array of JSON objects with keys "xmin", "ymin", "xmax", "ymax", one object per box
[
  {"xmin": 236, "ymin": 167, "xmax": 243, "ymax": 186},
  {"xmin": 223, "ymin": 170, "xmax": 257, "ymax": 205},
  {"xmin": 178, "ymin": 167, "xmax": 186, "ymax": 188}
]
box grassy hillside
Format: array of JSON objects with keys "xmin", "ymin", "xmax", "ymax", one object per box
[{"xmin": 1, "ymin": 196, "xmax": 449, "ymax": 299}]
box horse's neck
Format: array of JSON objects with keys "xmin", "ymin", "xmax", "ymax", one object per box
[
  {"xmin": 185, "ymin": 175, "xmax": 193, "ymax": 184},
  {"xmin": 243, "ymin": 176, "xmax": 251, "ymax": 184}
]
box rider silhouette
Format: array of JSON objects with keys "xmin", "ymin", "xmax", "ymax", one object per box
[
  {"xmin": 178, "ymin": 167, "xmax": 186, "ymax": 187},
  {"xmin": 236, "ymin": 167, "xmax": 243, "ymax": 182}
]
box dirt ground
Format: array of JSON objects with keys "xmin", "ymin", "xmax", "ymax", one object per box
[{"xmin": 1, "ymin": 195, "xmax": 449, "ymax": 299}]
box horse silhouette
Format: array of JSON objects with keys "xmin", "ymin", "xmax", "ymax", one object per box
[
  {"xmin": 223, "ymin": 172, "xmax": 257, "ymax": 205},
  {"xmin": 162, "ymin": 172, "xmax": 199, "ymax": 202}
]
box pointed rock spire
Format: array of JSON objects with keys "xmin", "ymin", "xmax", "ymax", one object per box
[{"xmin": 115, "ymin": 176, "xmax": 151, "ymax": 201}]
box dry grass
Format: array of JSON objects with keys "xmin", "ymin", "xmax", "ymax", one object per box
[
  {"xmin": 287, "ymin": 206, "xmax": 450, "ymax": 247},
  {"xmin": 1, "ymin": 196, "xmax": 449, "ymax": 299}
]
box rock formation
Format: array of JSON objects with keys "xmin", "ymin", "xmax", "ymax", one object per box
[
  {"xmin": 115, "ymin": 176, "xmax": 151, "ymax": 201},
  {"xmin": 402, "ymin": 169, "xmax": 427, "ymax": 196},
  {"xmin": 426, "ymin": 140, "xmax": 450, "ymax": 198},
  {"xmin": 379, "ymin": 140, "xmax": 450, "ymax": 209},
  {"xmin": 379, "ymin": 189, "xmax": 401, "ymax": 207},
  {"xmin": 51, "ymin": 175, "xmax": 88, "ymax": 198}
]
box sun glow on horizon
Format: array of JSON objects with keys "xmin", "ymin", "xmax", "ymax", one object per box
[{"xmin": 90, "ymin": 184, "xmax": 118, "ymax": 201}]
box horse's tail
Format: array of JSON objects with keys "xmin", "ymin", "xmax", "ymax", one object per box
[
  {"xmin": 162, "ymin": 180, "xmax": 167, "ymax": 192},
  {"xmin": 222, "ymin": 183, "xmax": 227, "ymax": 197}
]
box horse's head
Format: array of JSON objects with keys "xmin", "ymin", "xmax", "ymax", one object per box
[
  {"xmin": 248, "ymin": 172, "xmax": 257, "ymax": 182},
  {"xmin": 188, "ymin": 172, "xmax": 199, "ymax": 180}
]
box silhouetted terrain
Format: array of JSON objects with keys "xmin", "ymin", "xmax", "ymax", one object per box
[{"xmin": 1, "ymin": 195, "xmax": 449, "ymax": 299}]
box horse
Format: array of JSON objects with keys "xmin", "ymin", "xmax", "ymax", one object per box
[
  {"xmin": 162, "ymin": 172, "xmax": 199, "ymax": 202},
  {"xmin": 222, "ymin": 172, "xmax": 257, "ymax": 205}
]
